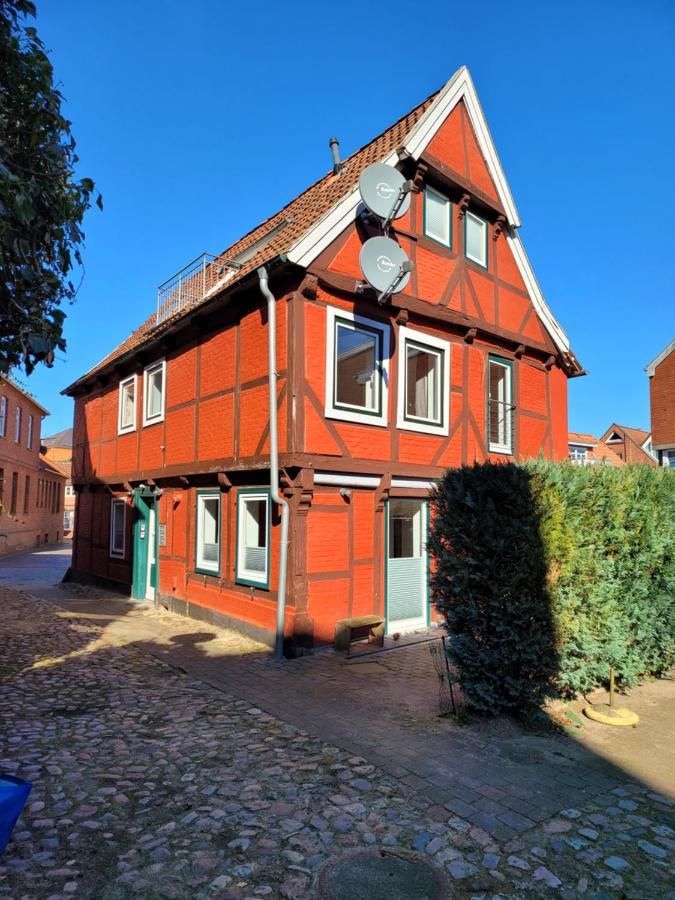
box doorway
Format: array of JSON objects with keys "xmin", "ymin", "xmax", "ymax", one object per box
[
  {"xmin": 385, "ymin": 499, "xmax": 428, "ymax": 633},
  {"xmin": 132, "ymin": 491, "xmax": 158, "ymax": 601}
]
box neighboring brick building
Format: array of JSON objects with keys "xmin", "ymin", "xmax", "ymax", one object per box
[
  {"xmin": 568, "ymin": 432, "xmax": 623, "ymax": 466},
  {"xmin": 0, "ymin": 376, "xmax": 66, "ymax": 555},
  {"xmin": 64, "ymin": 67, "xmax": 582, "ymax": 649},
  {"xmin": 646, "ymin": 339, "xmax": 675, "ymax": 467},
  {"xmin": 599, "ymin": 424, "xmax": 658, "ymax": 467},
  {"xmin": 43, "ymin": 428, "xmax": 76, "ymax": 538}
]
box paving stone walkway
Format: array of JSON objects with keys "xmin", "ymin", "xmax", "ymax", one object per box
[{"xmin": 0, "ymin": 548, "xmax": 674, "ymax": 897}]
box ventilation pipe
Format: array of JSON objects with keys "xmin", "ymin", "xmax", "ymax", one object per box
[
  {"xmin": 257, "ymin": 266, "xmax": 290, "ymax": 661},
  {"xmin": 329, "ymin": 137, "xmax": 343, "ymax": 174}
]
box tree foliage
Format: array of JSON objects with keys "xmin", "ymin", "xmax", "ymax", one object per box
[
  {"xmin": 429, "ymin": 461, "xmax": 675, "ymax": 718},
  {"xmin": 0, "ymin": 0, "xmax": 100, "ymax": 375}
]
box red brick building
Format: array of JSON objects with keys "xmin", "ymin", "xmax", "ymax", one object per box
[
  {"xmin": 0, "ymin": 376, "xmax": 66, "ymax": 555},
  {"xmin": 65, "ymin": 68, "xmax": 582, "ymax": 650},
  {"xmin": 646, "ymin": 339, "xmax": 675, "ymax": 467},
  {"xmin": 598, "ymin": 424, "xmax": 657, "ymax": 467},
  {"xmin": 568, "ymin": 432, "xmax": 623, "ymax": 466}
]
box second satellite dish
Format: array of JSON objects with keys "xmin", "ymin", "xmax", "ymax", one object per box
[
  {"xmin": 359, "ymin": 163, "xmax": 412, "ymax": 221},
  {"xmin": 359, "ymin": 236, "xmax": 412, "ymax": 296}
]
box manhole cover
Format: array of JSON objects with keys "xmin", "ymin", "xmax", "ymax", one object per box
[{"xmin": 319, "ymin": 849, "xmax": 445, "ymax": 899}]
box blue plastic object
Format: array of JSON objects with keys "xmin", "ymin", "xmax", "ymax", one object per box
[{"xmin": 0, "ymin": 775, "xmax": 32, "ymax": 858}]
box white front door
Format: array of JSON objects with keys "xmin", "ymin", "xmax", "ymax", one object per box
[
  {"xmin": 386, "ymin": 499, "xmax": 428, "ymax": 633},
  {"xmin": 145, "ymin": 505, "xmax": 156, "ymax": 601}
]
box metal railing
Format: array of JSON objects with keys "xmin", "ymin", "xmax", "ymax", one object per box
[{"xmin": 155, "ymin": 253, "xmax": 238, "ymax": 326}]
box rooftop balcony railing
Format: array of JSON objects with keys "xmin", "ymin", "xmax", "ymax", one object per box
[{"xmin": 156, "ymin": 253, "xmax": 239, "ymax": 326}]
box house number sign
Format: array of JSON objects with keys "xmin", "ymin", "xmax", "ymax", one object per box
[{"xmin": 159, "ymin": 523, "xmax": 167, "ymax": 547}]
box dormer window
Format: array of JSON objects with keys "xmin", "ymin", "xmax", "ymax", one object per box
[
  {"xmin": 423, "ymin": 186, "xmax": 452, "ymax": 248},
  {"xmin": 465, "ymin": 210, "xmax": 488, "ymax": 268}
]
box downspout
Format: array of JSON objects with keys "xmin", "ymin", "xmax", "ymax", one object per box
[{"xmin": 257, "ymin": 266, "xmax": 290, "ymax": 661}]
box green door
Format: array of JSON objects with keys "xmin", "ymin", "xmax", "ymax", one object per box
[{"xmin": 132, "ymin": 491, "xmax": 158, "ymax": 601}]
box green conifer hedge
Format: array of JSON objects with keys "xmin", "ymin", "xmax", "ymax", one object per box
[{"xmin": 428, "ymin": 461, "xmax": 674, "ymax": 718}]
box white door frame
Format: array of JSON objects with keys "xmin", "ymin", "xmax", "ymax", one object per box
[{"xmin": 385, "ymin": 498, "xmax": 429, "ymax": 633}]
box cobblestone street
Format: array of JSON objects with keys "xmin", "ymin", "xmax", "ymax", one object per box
[{"xmin": 0, "ymin": 549, "xmax": 674, "ymax": 898}]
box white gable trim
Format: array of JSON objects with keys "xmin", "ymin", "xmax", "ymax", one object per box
[
  {"xmin": 646, "ymin": 339, "xmax": 675, "ymax": 377},
  {"xmin": 401, "ymin": 67, "xmax": 520, "ymax": 227},
  {"xmin": 286, "ymin": 66, "xmax": 571, "ymax": 359}
]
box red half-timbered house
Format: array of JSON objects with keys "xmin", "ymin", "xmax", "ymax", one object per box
[{"xmin": 65, "ymin": 68, "xmax": 582, "ymax": 651}]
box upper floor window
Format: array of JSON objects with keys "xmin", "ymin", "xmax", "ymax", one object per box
[
  {"xmin": 109, "ymin": 498, "xmax": 126, "ymax": 558},
  {"xmin": 465, "ymin": 210, "xmax": 488, "ymax": 268},
  {"xmin": 143, "ymin": 360, "xmax": 166, "ymax": 427},
  {"xmin": 396, "ymin": 326, "xmax": 450, "ymax": 436},
  {"xmin": 27, "ymin": 415, "xmax": 34, "ymax": 449},
  {"xmin": 195, "ymin": 490, "xmax": 220, "ymax": 575},
  {"xmin": 118, "ymin": 375, "xmax": 137, "ymax": 434},
  {"xmin": 569, "ymin": 445, "xmax": 588, "ymax": 464},
  {"xmin": 14, "ymin": 406, "xmax": 21, "ymax": 443},
  {"xmin": 423, "ymin": 186, "xmax": 452, "ymax": 248},
  {"xmin": 325, "ymin": 307, "xmax": 389, "ymax": 427},
  {"xmin": 0, "ymin": 396, "xmax": 6, "ymax": 437},
  {"xmin": 487, "ymin": 356, "xmax": 513, "ymax": 454},
  {"xmin": 236, "ymin": 489, "xmax": 270, "ymax": 589}
]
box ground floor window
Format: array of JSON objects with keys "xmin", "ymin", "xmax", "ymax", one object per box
[
  {"xmin": 195, "ymin": 490, "xmax": 221, "ymax": 575},
  {"xmin": 110, "ymin": 498, "xmax": 126, "ymax": 558},
  {"xmin": 236, "ymin": 489, "xmax": 270, "ymax": 588},
  {"xmin": 569, "ymin": 445, "xmax": 588, "ymax": 463}
]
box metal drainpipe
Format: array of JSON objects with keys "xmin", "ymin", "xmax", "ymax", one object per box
[{"xmin": 257, "ymin": 266, "xmax": 290, "ymax": 661}]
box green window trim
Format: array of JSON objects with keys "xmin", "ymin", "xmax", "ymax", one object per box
[
  {"xmin": 423, "ymin": 185, "xmax": 453, "ymax": 249},
  {"xmin": 194, "ymin": 488, "xmax": 222, "ymax": 576},
  {"xmin": 332, "ymin": 315, "xmax": 385, "ymax": 419},
  {"xmin": 487, "ymin": 355, "xmax": 514, "ymax": 455},
  {"xmin": 235, "ymin": 487, "xmax": 272, "ymax": 590},
  {"xmin": 464, "ymin": 209, "xmax": 489, "ymax": 270}
]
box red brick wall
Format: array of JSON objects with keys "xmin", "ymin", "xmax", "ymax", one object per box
[{"xmin": 650, "ymin": 350, "xmax": 675, "ymax": 447}]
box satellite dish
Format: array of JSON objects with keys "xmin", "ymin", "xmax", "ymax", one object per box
[
  {"xmin": 359, "ymin": 163, "xmax": 412, "ymax": 221},
  {"xmin": 359, "ymin": 236, "xmax": 412, "ymax": 299}
]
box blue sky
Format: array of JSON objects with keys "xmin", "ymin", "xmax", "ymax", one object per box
[{"xmin": 22, "ymin": 0, "xmax": 675, "ymax": 438}]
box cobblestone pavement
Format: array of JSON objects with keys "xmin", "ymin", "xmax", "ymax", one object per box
[{"xmin": 0, "ymin": 555, "xmax": 674, "ymax": 897}]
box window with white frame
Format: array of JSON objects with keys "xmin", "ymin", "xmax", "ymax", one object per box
[
  {"xmin": 118, "ymin": 375, "xmax": 137, "ymax": 434},
  {"xmin": 325, "ymin": 307, "xmax": 389, "ymax": 427},
  {"xmin": 65, "ymin": 484, "xmax": 76, "ymax": 497},
  {"xmin": 569, "ymin": 445, "xmax": 588, "ymax": 463},
  {"xmin": 195, "ymin": 491, "xmax": 220, "ymax": 574},
  {"xmin": 236, "ymin": 490, "xmax": 270, "ymax": 588},
  {"xmin": 143, "ymin": 360, "xmax": 166, "ymax": 426},
  {"xmin": 109, "ymin": 499, "xmax": 126, "ymax": 558},
  {"xmin": 0, "ymin": 396, "xmax": 6, "ymax": 437},
  {"xmin": 396, "ymin": 326, "xmax": 449, "ymax": 435},
  {"xmin": 14, "ymin": 406, "xmax": 21, "ymax": 443},
  {"xmin": 465, "ymin": 210, "xmax": 488, "ymax": 268},
  {"xmin": 487, "ymin": 357, "xmax": 513, "ymax": 454},
  {"xmin": 27, "ymin": 415, "xmax": 33, "ymax": 449},
  {"xmin": 423, "ymin": 186, "xmax": 452, "ymax": 247}
]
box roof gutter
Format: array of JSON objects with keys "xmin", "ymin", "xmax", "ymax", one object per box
[{"xmin": 257, "ymin": 265, "xmax": 290, "ymax": 662}]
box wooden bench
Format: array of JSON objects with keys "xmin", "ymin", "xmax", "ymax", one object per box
[{"xmin": 334, "ymin": 615, "xmax": 385, "ymax": 654}]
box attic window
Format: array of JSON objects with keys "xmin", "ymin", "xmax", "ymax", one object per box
[
  {"xmin": 230, "ymin": 219, "xmax": 290, "ymax": 266},
  {"xmin": 606, "ymin": 432, "xmax": 622, "ymax": 443}
]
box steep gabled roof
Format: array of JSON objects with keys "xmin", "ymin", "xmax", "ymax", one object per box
[
  {"xmin": 42, "ymin": 427, "xmax": 73, "ymax": 448},
  {"xmin": 65, "ymin": 66, "xmax": 579, "ymax": 393},
  {"xmin": 646, "ymin": 339, "xmax": 675, "ymax": 377},
  {"xmin": 601, "ymin": 423, "xmax": 655, "ymax": 464}
]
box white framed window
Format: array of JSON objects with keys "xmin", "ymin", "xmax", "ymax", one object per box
[
  {"xmin": 569, "ymin": 445, "xmax": 588, "ymax": 463},
  {"xmin": 27, "ymin": 415, "xmax": 34, "ymax": 449},
  {"xmin": 465, "ymin": 210, "xmax": 488, "ymax": 268},
  {"xmin": 0, "ymin": 396, "xmax": 6, "ymax": 437},
  {"xmin": 487, "ymin": 356, "xmax": 514, "ymax": 454},
  {"xmin": 109, "ymin": 499, "xmax": 126, "ymax": 559},
  {"xmin": 118, "ymin": 375, "xmax": 137, "ymax": 434},
  {"xmin": 143, "ymin": 359, "xmax": 166, "ymax": 426},
  {"xmin": 236, "ymin": 490, "xmax": 270, "ymax": 588},
  {"xmin": 195, "ymin": 491, "xmax": 220, "ymax": 575},
  {"xmin": 15, "ymin": 406, "xmax": 21, "ymax": 443},
  {"xmin": 325, "ymin": 307, "xmax": 389, "ymax": 427},
  {"xmin": 396, "ymin": 326, "xmax": 450, "ymax": 435},
  {"xmin": 423, "ymin": 186, "xmax": 452, "ymax": 247},
  {"xmin": 65, "ymin": 484, "xmax": 76, "ymax": 497}
]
